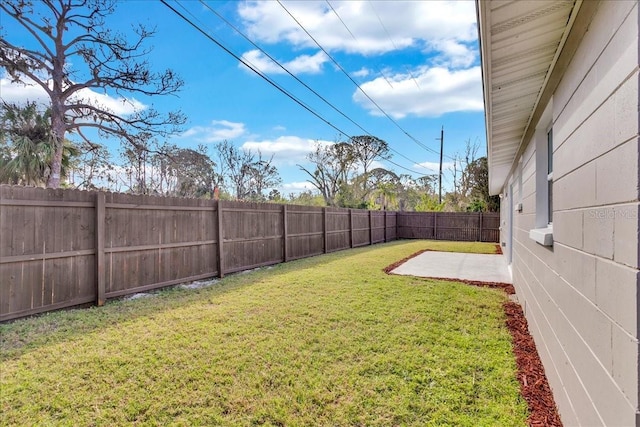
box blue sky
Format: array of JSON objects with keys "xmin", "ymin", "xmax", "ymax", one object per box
[{"xmin": 1, "ymin": 0, "xmax": 486, "ymax": 194}]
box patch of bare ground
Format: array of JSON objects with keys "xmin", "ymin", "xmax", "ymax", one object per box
[{"xmin": 384, "ymin": 251, "xmax": 562, "ymax": 427}]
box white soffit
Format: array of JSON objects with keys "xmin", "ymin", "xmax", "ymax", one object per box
[{"xmin": 478, "ymin": 0, "xmax": 577, "ymax": 195}]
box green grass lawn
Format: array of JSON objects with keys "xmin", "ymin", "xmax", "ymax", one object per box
[{"xmin": 0, "ymin": 240, "xmax": 527, "ymax": 426}]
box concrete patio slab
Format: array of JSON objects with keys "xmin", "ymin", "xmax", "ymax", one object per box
[{"xmin": 391, "ymin": 251, "xmax": 512, "ymax": 284}]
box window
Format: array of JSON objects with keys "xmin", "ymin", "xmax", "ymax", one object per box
[
  {"xmin": 547, "ymin": 128, "xmax": 553, "ymax": 224},
  {"xmin": 529, "ymin": 102, "xmax": 553, "ymax": 246},
  {"xmin": 517, "ymin": 157, "xmax": 523, "ymax": 212}
]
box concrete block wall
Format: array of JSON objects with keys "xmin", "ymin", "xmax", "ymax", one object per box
[{"xmin": 507, "ymin": 1, "xmax": 640, "ymax": 425}]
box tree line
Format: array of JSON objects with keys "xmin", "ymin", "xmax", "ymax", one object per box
[{"xmin": 0, "ymin": 0, "xmax": 498, "ymax": 212}]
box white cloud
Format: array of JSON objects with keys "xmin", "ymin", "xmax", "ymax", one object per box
[
  {"xmin": 241, "ymin": 136, "xmax": 332, "ymax": 164},
  {"xmin": 0, "ymin": 76, "xmax": 145, "ymax": 116},
  {"xmin": 0, "ymin": 78, "xmax": 48, "ymax": 105},
  {"xmin": 72, "ymin": 87, "xmax": 145, "ymax": 116},
  {"xmin": 369, "ymin": 159, "xmax": 387, "ymax": 171},
  {"xmin": 240, "ymin": 49, "xmax": 328, "ymax": 75},
  {"xmin": 181, "ymin": 120, "xmax": 247, "ymax": 142},
  {"xmin": 237, "ymin": 1, "xmax": 477, "ymax": 62},
  {"xmin": 352, "ymin": 67, "xmax": 370, "ymax": 78},
  {"xmin": 280, "ymin": 181, "xmax": 317, "ymax": 193},
  {"xmin": 353, "ymin": 66, "xmax": 483, "ymax": 118},
  {"xmin": 428, "ymin": 40, "xmax": 477, "ymax": 68}
]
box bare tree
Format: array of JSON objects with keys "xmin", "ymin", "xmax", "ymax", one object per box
[
  {"xmin": 447, "ymin": 139, "xmax": 480, "ymax": 210},
  {"xmin": 246, "ymin": 154, "xmax": 281, "ymax": 200},
  {"xmin": 414, "ymin": 174, "xmax": 439, "ymax": 196},
  {"xmin": 119, "ymin": 140, "xmax": 219, "ymax": 197},
  {"xmin": 0, "ymin": 0, "xmax": 185, "ymax": 188},
  {"xmin": 298, "ymin": 141, "xmax": 356, "ymax": 206},
  {"xmin": 216, "ymin": 140, "xmax": 251, "ymax": 199},
  {"xmin": 457, "ymin": 139, "xmax": 479, "ymax": 199},
  {"xmin": 349, "ymin": 135, "xmax": 390, "ymax": 194},
  {"xmin": 120, "ymin": 136, "xmax": 151, "ymax": 194},
  {"xmin": 155, "ymin": 144, "xmax": 218, "ymax": 198},
  {"xmin": 350, "ymin": 135, "xmax": 390, "ymax": 175},
  {"xmin": 215, "ymin": 140, "xmax": 280, "ymax": 201},
  {"xmin": 68, "ymin": 143, "xmax": 113, "ymax": 189}
]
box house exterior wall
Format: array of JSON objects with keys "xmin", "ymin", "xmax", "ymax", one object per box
[{"xmin": 505, "ymin": 2, "xmax": 640, "ymax": 425}]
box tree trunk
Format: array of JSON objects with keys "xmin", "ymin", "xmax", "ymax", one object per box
[
  {"xmin": 46, "ymin": 22, "xmax": 67, "ymax": 189},
  {"xmin": 46, "ymin": 98, "xmax": 66, "ymax": 189},
  {"xmin": 46, "ymin": 98, "xmax": 66, "ymax": 188},
  {"xmin": 46, "ymin": 133, "xmax": 64, "ymax": 188}
]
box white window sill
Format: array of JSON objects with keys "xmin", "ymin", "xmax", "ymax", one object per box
[{"xmin": 529, "ymin": 226, "xmax": 554, "ymax": 246}]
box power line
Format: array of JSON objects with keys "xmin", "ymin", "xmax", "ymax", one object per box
[
  {"xmin": 325, "ymin": 0, "xmax": 394, "ymax": 88},
  {"xmin": 277, "ymin": 0, "xmax": 445, "ymax": 158},
  {"xmin": 161, "ymin": 0, "xmax": 347, "ymax": 138},
  {"xmin": 196, "ymin": 1, "xmax": 437, "ymax": 174},
  {"xmin": 386, "ymin": 157, "xmax": 437, "ymax": 176},
  {"xmin": 390, "ymin": 150, "xmax": 437, "ymax": 173},
  {"xmin": 199, "ymin": 1, "xmax": 373, "ymax": 137},
  {"xmin": 161, "ymin": 0, "xmax": 438, "ymax": 176},
  {"xmin": 366, "ymin": 0, "xmax": 421, "ymax": 89},
  {"xmin": 168, "ymin": 1, "xmax": 438, "ymax": 174}
]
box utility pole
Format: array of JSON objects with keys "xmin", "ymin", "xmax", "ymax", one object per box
[{"xmin": 438, "ymin": 126, "xmax": 444, "ymax": 204}]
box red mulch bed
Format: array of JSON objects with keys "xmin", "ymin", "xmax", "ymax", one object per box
[
  {"xmin": 505, "ymin": 301, "xmax": 563, "ymax": 426},
  {"xmin": 384, "ymin": 251, "xmax": 562, "ymax": 427}
]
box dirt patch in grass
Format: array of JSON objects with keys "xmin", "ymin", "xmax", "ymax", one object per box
[
  {"xmin": 384, "ymin": 251, "xmax": 562, "ymax": 427},
  {"xmin": 495, "ymin": 244, "xmax": 503, "ymax": 254}
]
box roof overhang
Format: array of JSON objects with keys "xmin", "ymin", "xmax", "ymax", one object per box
[{"xmin": 477, "ymin": 0, "xmax": 593, "ymax": 195}]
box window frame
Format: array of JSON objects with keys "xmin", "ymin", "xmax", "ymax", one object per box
[
  {"xmin": 529, "ymin": 101, "xmax": 554, "ymax": 246},
  {"xmin": 547, "ymin": 126, "xmax": 553, "ymax": 225}
]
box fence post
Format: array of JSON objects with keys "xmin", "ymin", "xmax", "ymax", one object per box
[
  {"xmin": 479, "ymin": 212, "xmax": 483, "ymax": 242},
  {"xmin": 323, "ymin": 207, "xmax": 328, "ymax": 253},
  {"xmin": 283, "ymin": 204, "xmax": 289, "ymax": 262},
  {"xmin": 384, "ymin": 211, "xmax": 387, "ymax": 242},
  {"xmin": 395, "ymin": 212, "xmax": 398, "ymax": 241},
  {"xmin": 349, "ymin": 209, "xmax": 353, "ymax": 248},
  {"xmin": 369, "ymin": 210, "xmax": 373, "ymax": 245},
  {"xmin": 434, "ymin": 212, "xmax": 438, "ymax": 240},
  {"xmin": 95, "ymin": 192, "xmax": 106, "ymax": 306},
  {"xmin": 217, "ymin": 200, "xmax": 224, "ymax": 278}
]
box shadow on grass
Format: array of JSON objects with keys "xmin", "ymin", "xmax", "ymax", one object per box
[
  {"xmin": 1, "ymin": 240, "xmax": 500, "ymax": 362},
  {"xmin": 0, "ymin": 241, "xmax": 414, "ymax": 362}
]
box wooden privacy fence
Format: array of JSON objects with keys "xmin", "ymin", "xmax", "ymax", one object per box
[
  {"xmin": 0, "ymin": 186, "xmax": 498, "ymax": 321},
  {"xmin": 397, "ymin": 211, "xmax": 500, "ymax": 242}
]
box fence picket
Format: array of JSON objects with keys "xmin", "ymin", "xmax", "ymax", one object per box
[
  {"xmin": 217, "ymin": 200, "xmax": 224, "ymax": 278},
  {"xmin": 95, "ymin": 192, "xmax": 105, "ymax": 306}
]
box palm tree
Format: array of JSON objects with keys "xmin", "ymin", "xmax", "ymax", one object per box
[
  {"xmin": 0, "ymin": 134, "xmax": 48, "ymax": 185},
  {"xmin": 0, "ymin": 102, "xmax": 78, "ymax": 186},
  {"xmin": 372, "ymin": 182, "xmax": 399, "ymax": 211}
]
